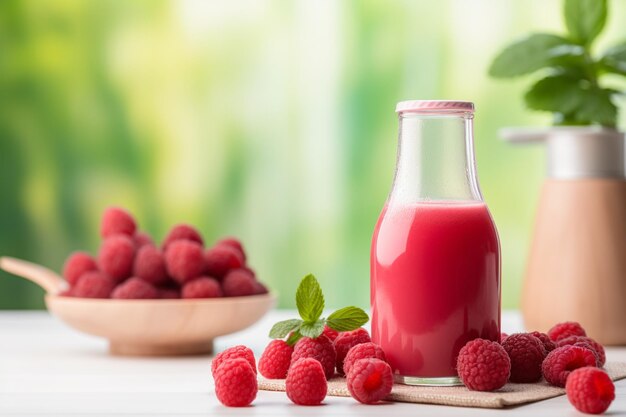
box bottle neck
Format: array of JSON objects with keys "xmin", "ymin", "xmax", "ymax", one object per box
[{"xmin": 390, "ymin": 112, "xmax": 483, "ymax": 204}]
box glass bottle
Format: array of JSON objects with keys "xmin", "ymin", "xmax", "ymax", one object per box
[{"xmin": 370, "ymin": 100, "xmax": 501, "ymax": 386}]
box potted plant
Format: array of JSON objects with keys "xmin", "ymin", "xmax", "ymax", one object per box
[{"xmin": 489, "ymin": 0, "xmax": 626, "ymax": 344}]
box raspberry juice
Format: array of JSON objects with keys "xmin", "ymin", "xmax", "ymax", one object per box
[
  {"xmin": 371, "ymin": 101, "xmax": 501, "ymax": 385},
  {"xmin": 371, "ymin": 201, "xmax": 500, "ymax": 380}
]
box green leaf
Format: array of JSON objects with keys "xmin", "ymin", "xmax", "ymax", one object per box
[
  {"xmin": 269, "ymin": 319, "xmax": 302, "ymax": 339},
  {"xmin": 524, "ymin": 74, "xmax": 617, "ymax": 127},
  {"xmin": 326, "ymin": 306, "xmax": 369, "ymax": 332},
  {"xmin": 286, "ymin": 330, "xmax": 303, "ymax": 346},
  {"xmin": 574, "ymin": 87, "xmax": 617, "ymax": 127},
  {"xmin": 554, "ymin": 113, "xmax": 588, "ymax": 126},
  {"xmin": 295, "ymin": 274, "xmax": 324, "ymax": 323},
  {"xmin": 600, "ymin": 42, "xmax": 626, "ymax": 75},
  {"xmin": 524, "ymin": 74, "xmax": 584, "ymax": 114},
  {"xmin": 299, "ymin": 320, "xmax": 326, "ymax": 338},
  {"xmin": 564, "ymin": 0, "xmax": 607, "ymax": 46},
  {"xmin": 489, "ymin": 34, "xmax": 581, "ymax": 78}
]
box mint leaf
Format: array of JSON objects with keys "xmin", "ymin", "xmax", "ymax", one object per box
[
  {"xmin": 524, "ymin": 74, "xmax": 584, "ymax": 114},
  {"xmin": 286, "ymin": 330, "xmax": 303, "ymax": 346},
  {"xmin": 268, "ymin": 274, "xmax": 366, "ymax": 345},
  {"xmin": 327, "ymin": 306, "xmax": 369, "ymax": 332},
  {"xmin": 269, "ymin": 319, "xmax": 302, "ymax": 339},
  {"xmin": 600, "ymin": 42, "xmax": 626, "ymax": 75},
  {"xmin": 489, "ymin": 34, "xmax": 578, "ymax": 78},
  {"xmin": 564, "ymin": 0, "xmax": 607, "ymax": 46},
  {"xmin": 299, "ymin": 320, "xmax": 326, "ymax": 338},
  {"xmin": 295, "ymin": 274, "xmax": 324, "ymax": 323}
]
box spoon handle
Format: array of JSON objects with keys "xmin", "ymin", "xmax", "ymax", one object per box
[{"xmin": 0, "ymin": 257, "xmax": 68, "ymax": 294}]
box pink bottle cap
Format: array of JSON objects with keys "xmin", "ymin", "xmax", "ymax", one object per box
[{"xmin": 395, "ymin": 100, "xmax": 475, "ymax": 114}]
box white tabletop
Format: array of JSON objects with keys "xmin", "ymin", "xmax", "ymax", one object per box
[{"xmin": 0, "ymin": 310, "xmax": 625, "ymax": 416}]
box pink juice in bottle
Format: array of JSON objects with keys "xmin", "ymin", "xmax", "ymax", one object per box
[
  {"xmin": 371, "ymin": 201, "xmax": 500, "ymax": 380},
  {"xmin": 371, "ymin": 100, "xmax": 501, "ymax": 385}
]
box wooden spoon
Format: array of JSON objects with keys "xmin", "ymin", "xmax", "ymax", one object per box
[{"xmin": 0, "ymin": 256, "xmax": 68, "ymax": 294}]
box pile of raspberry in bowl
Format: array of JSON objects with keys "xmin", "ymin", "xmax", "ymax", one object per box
[{"xmin": 61, "ymin": 207, "xmax": 268, "ymax": 300}]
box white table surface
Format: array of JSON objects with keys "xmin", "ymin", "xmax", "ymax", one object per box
[{"xmin": 0, "ymin": 310, "xmax": 625, "ymax": 416}]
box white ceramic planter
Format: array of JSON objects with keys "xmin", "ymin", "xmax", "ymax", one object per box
[{"xmin": 503, "ymin": 127, "xmax": 626, "ymax": 345}]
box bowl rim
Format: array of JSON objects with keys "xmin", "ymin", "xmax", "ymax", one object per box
[{"xmin": 45, "ymin": 292, "xmax": 277, "ymax": 305}]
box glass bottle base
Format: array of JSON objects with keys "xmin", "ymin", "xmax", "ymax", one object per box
[{"xmin": 394, "ymin": 374, "xmax": 462, "ymax": 387}]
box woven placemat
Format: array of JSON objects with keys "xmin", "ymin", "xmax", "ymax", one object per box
[{"xmin": 259, "ymin": 361, "xmax": 626, "ymax": 408}]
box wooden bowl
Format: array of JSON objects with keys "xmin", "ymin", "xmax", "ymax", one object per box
[
  {"xmin": 45, "ymin": 294, "xmax": 275, "ymax": 355},
  {"xmin": 1, "ymin": 257, "xmax": 275, "ymax": 356}
]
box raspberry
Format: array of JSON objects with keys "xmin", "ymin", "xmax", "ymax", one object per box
[
  {"xmin": 72, "ymin": 271, "xmax": 115, "ymax": 298},
  {"xmin": 216, "ymin": 237, "xmax": 246, "ymax": 260},
  {"xmin": 334, "ymin": 328, "xmax": 371, "ymax": 376},
  {"xmin": 111, "ymin": 277, "xmax": 158, "ymax": 299},
  {"xmin": 214, "ymin": 358, "xmax": 257, "ymax": 407},
  {"xmin": 566, "ymin": 367, "xmax": 615, "ymax": 414},
  {"xmin": 205, "ymin": 246, "xmax": 244, "ymax": 278},
  {"xmin": 253, "ymin": 281, "xmax": 269, "ymax": 295},
  {"xmin": 542, "ymin": 345, "xmax": 597, "ymax": 387},
  {"xmin": 258, "ymin": 340, "xmax": 293, "ymax": 379},
  {"xmin": 500, "ymin": 332, "xmax": 509, "ymax": 343},
  {"xmin": 157, "ymin": 287, "xmax": 180, "ymax": 299},
  {"xmin": 343, "ymin": 342, "xmax": 387, "ymax": 375},
  {"xmin": 63, "ymin": 252, "xmax": 98, "ymax": 285},
  {"xmin": 452, "ymin": 329, "xmax": 480, "ymax": 364},
  {"xmin": 347, "ymin": 358, "xmax": 393, "ymax": 404},
  {"xmin": 558, "ymin": 336, "xmax": 606, "ymax": 367},
  {"xmin": 100, "ymin": 207, "xmax": 136, "ymax": 238},
  {"xmin": 162, "ymin": 224, "xmax": 204, "ymax": 249},
  {"xmin": 502, "ymin": 333, "xmax": 546, "ymax": 383},
  {"xmin": 165, "ymin": 240, "xmax": 205, "ymax": 284},
  {"xmin": 571, "ymin": 342, "xmax": 602, "ymax": 367},
  {"xmin": 133, "ymin": 231, "xmax": 154, "ymax": 248},
  {"xmin": 133, "ymin": 245, "xmax": 168, "ymax": 285},
  {"xmin": 322, "ymin": 325, "xmax": 339, "ymax": 342},
  {"xmin": 529, "ymin": 331, "xmax": 556, "ymax": 353},
  {"xmin": 182, "ymin": 277, "xmax": 223, "ymax": 299},
  {"xmin": 98, "ymin": 235, "xmax": 136, "ymax": 281},
  {"xmin": 241, "ymin": 266, "xmax": 256, "ymax": 277},
  {"xmin": 548, "ymin": 321, "xmax": 586, "ymax": 342},
  {"xmin": 211, "ymin": 345, "xmax": 256, "ymax": 377},
  {"xmin": 456, "ymin": 338, "xmax": 510, "ymax": 391},
  {"xmin": 292, "ymin": 335, "xmax": 336, "ymax": 379},
  {"xmin": 222, "ymin": 269, "xmax": 257, "ymax": 297},
  {"xmin": 286, "ymin": 358, "xmax": 327, "ymax": 405}
]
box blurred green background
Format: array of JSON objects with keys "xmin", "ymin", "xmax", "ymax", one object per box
[{"xmin": 1, "ymin": 0, "xmax": 625, "ymax": 310}]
